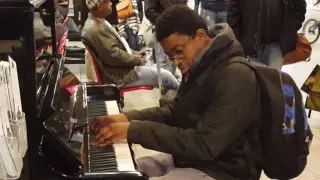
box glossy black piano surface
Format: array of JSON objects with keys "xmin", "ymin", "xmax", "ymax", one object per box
[{"xmin": 36, "ymin": 60, "xmax": 147, "ymax": 179}]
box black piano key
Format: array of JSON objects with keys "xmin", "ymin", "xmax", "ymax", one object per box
[
  {"xmin": 88, "ymin": 112, "xmax": 106, "ymax": 115},
  {"xmin": 90, "ymin": 158, "xmax": 117, "ymax": 164},
  {"xmin": 90, "ymin": 148, "xmax": 115, "ymax": 153},
  {"xmin": 90, "ymin": 160, "xmax": 117, "ymax": 167},
  {"xmin": 85, "ymin": 100, "xmax": 126, "ymax": 174},
  {"xmin": 90, "ymin": 148, "xmax": 114, "ymax": 152},
  {"xmin": 90, "ymin": 151, "xmax": 116, "ymax": 157},
  {"xmin": 90, "ymin": 167, "xmax": 118, "ymax": 172},
  {"xmin": 90, "ymin": 145, "xmax": 114, "ymax": 150},
  {"xmin": 90, "ymin": 151, "xmax": 115, "ymax": 156},
  {"xmin": 91, "ymin": 163, "xmax": 118, "ymax": 169},
  {"xmin": 88, "ymin": 104, "xmax": 105, "ymax": 108},
  {"xmin": 90, "ymin": 156, "xmax": 117, "ymax": 161},
  {"xmin": 90, "ymin": 153, "xmax": 116, "ymax": 158},
  {"xmin": 88, "ymin": 108, "xmax": 106, "ymax": 112},
  {"xmin": 90, "ymin": 165, "xmax": 118, "ymax": 171},
  {"xmin": 90, "ymin": 156, "xmax": 116, "ymax": 161}
]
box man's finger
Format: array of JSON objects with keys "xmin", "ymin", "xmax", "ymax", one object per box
[
  {"xmin": 95, "ymin": 127, "xmax": 112, "ymax": 142},
  {"xmin": 91, "ymin": 132, "xmax": 110, "ymax": 145},
  {"xmin": 95, "ymin": 140, "xmax": 113, "ymax": 147},
  {"xmin": 93, "ymin": 133, "xmax": 112, "ymax": 146},
  {"xmin": 91, "ymin": 116, "xmax": 105, "ymax": 132},
  {"xmin": 91, "ymin": 139, "xmax": 111, "ymax": 147},
  {"xmin": 90, "ymin": 121, "xmax": 96, "ymax": 131}
]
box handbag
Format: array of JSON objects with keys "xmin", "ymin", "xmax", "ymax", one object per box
[
  {"xmin": 283, "ymin": 33, "xmax": 312, "ymax": 65},
  {"xmin": 116, "ymin": 0, "xmax": 134, "ymax": 19}
]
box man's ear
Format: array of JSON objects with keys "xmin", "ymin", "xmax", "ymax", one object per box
[
  {"xmin": 195, "ymin": 29, "xmax": 208, "ymax": 39},
  {"xmin": 97, "ymin": 3, "xmax": 102, "ymax": 10}
]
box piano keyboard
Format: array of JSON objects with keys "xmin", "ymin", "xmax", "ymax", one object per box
[{"xmin": 85, "ymin": 100, "xmax": 135, "ymax": 175}]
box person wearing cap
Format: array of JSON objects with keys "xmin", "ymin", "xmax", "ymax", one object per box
[{"xmin": 81, "ymin": 0, "xmax": 180, "ymax": 90}]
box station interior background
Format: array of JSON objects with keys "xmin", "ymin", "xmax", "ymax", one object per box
[{"xmin": 64, "ymin": 0, "xmax": 320, "ymax": 179}]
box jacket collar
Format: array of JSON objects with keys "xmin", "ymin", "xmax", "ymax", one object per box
[
  {"xmin": 182, "ymin": 24, "xmax": 244, "ymax": 85},
  {"xmin": 88, "ymin": 13, "xmax": 105, "ymax": 22}
]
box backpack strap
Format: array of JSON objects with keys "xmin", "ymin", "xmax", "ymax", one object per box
[
  {"xmin": 228, "ymin": 56, "xmax": 272, "ymax": 179},
  {"xmin": 239, "ymin": 135, "xmax": 261, "ymax": 179}
]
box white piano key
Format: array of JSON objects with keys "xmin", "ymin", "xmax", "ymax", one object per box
[
  {"xmin": 104, "ymin": 100, "xmax": 120, "ymax": 115},
  {"xmin": 113, "ymin": 142, "xmax": 135, "ymax": 171},
  {"xmin": 87, "ymin": 100, "xmax": 135, "ymax": 174},
  {"xmin": 105, "ymin": 101, "xmax": 135, "ymax": 171}
]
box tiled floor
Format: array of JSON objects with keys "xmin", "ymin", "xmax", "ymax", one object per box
[{"xmin": 66, "ymin": 9, "xmax": 320, "ymax": 179}]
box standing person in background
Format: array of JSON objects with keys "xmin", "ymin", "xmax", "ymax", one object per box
[
  {"xmin": 117, "ymin": 0, "xmax": 141, "ymax": 50},
  {"xmin": 144, "ymin": 0, "xmax": 188, "ymax": 26},
  {"xmin": 106, "ymin": 0, "xmax": 120, "ymax": 27},
  {"xmin": 81, "ymin": 0, "xmax": 89, "ymax": 26},
  {"xmin": 194, "ymin": 0, "xmax": 229, "ymax": 28},
  {"xmin": 227, "ymin": 0, "xmax": 306, "ymax": 70}
]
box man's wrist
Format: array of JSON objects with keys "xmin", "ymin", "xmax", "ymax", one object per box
[
  {"xmin": 122, "ymin": 111, "xmax": 137, "ymax": 121},
  {"xmin": 119, "ymin": 113, "xmax": 130, "ymax": 122},
  {"xmin": 133, "ymin": 56, "xmax": 142, "ymax": 66}
]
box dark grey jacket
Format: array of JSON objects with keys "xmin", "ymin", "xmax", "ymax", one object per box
[
  {"xmin": 144, "ymin": 0, "xmax": 188, "ymax": 25},
  {"xmin": 125, "ymin": 24, "xmax": 263, "ymax": 180},
  {"xmin": 227, "ymin": 0, "xmax": 306, "ymax": 56},
  {"xmin": 81, "ymin": 13, "xmax": 140, "ymax": 84}
]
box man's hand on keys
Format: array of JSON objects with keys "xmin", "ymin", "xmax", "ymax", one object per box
[
  {"xmin": 91, "ymin": 113, "xmax": 129, "ymax": 133},
  {"xmin": 91, "ymin": 122, "xmax": 130, "ymax": 147}
]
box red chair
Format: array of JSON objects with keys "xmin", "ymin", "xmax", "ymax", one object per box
[
  {"xmin": 87, "ymin": 49, "xmax": 153, "ymax": 107},
  {"xmin": 57, "ymin": 29, "xmax": 69, "ymax": 55},
  {"xmin": 62, "ymin": 16, "xmax": 69, "ymax": 27},
  {"xmin": 57, "ymin": 16, "xmax": 69, "ymax": 55}
]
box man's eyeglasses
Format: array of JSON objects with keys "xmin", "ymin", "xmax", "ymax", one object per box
[{"xmin": 167, "ymin": 34, "xmax": 195, "ymax": 62}]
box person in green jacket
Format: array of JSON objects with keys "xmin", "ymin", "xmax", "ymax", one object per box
[{"xmin": 90, "ymin": 5, "xmax": 263, "ymax": 180}]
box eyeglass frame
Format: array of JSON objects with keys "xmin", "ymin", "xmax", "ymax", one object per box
[{"xmin": 167, "ymin": 34, "xmax": 195, "ymax": 62}]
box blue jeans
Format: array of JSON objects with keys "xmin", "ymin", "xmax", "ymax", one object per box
[
  {"xmin": 120, "ymin": 65, "xmax": 180, "ymax": 90},
  {"xmin": 200, "ymin": 9, "xmax": 227, "ymax": 28},
  {"xmin": 137, "ymin": 153, "xmax": 215, "ymax": 180},
  {"xmin": 250, "ymin": 43, "xmax": 283, "ymax": 70}
]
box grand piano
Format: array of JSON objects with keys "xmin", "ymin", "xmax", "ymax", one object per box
[{"xmin": 0, "ymin": 0, "xmax": 148, "ymax": 179}]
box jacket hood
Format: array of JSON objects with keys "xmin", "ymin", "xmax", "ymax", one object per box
[
  {"xmin": 207, "ymin": 23, "xmax": 244, "ymax": 58},
  {"xmin": 186, "ymin": 23, "xmax": 245, "ymax": 82}
]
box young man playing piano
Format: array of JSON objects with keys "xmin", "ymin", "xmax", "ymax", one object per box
[
  {"xmin": 91, "ymin": 6, "xmax": 263, "ymax": 180},
  {"xmin": 81, "ymin": 0, "xmax": 180, "ymax": 91}
]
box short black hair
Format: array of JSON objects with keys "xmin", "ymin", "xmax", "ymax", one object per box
[{"xmin": 155, "ymin": 5, "xmax": 208, "ymax": 41}]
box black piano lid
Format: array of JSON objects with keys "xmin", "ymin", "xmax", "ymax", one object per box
[{"xmin": 37, "ymin": 55, "xmax": 65, "ymax": 121}]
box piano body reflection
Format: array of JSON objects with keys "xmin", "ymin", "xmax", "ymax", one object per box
[{"xmin": 36, "ymin": 56, "xmax": 147, "ymax": 180}]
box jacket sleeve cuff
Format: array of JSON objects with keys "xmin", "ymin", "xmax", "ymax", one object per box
[
  {"xmin": 127, "ymin": 120, "xmax": 145, "ymax": 144},
  {"xmin": 132, "ymin": 56, "xmax": 141, "ymax": 66},
  {"xmin": 123, "ymin": 110, "xmax": 140, "ymax": 121}
]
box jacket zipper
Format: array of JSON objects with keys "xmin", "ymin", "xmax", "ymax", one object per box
[
  {"xmin": 267, "ymin": 0, "xmax": 270, "ymax": 37},
  {"xmin": 254, "ymin": 0, "xmax": 263, "ymax": 53}
]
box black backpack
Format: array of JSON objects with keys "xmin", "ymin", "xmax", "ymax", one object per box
[{"xmin": 231, "ymin": 57, "xmax": 313, "ymax": 179}]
